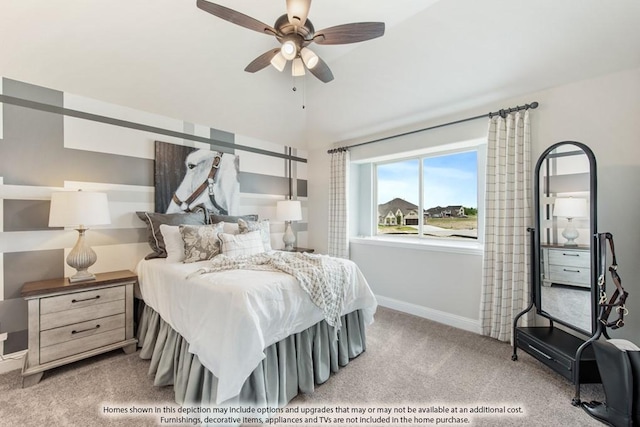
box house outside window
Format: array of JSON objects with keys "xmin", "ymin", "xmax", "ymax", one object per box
[{"xmin": 375, "ymin": 147, "xmax": 480, "ymax": 241}]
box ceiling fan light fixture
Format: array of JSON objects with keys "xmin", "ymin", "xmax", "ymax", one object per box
[
  {"xmin": 286, "ymin": 0, "xmax": 311, "ymax": 26},
  {"xmin": 270, "ymin": 52, "xmax": 287, "ymax": 72},
  {"xmin": 292, "ymin": 58, "xmax": 306, "ymax": 76},
  {"xmin": 281, "ymin": 40, "xmax": 297, "ymax": 60},
  {"xmin": 300, "ymin": 47, "xmax": 318, "ymax": 69}
]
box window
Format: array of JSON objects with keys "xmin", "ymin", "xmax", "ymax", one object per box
[{"xmin": 375, "ymin": 147, "xmax": 480, "ymax": 241}]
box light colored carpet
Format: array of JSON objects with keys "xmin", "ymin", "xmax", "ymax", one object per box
[{"xmin": 0, "ymin": 307, "xmax": 605, "ymax": 426}]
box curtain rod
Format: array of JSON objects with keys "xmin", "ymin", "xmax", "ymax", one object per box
[{"xmin": 327, "ymin": 101, "xmax": 539, "ymax": 154}]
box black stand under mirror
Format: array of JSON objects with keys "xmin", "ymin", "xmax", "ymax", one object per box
[{"xmin": 512, "ymin": 141, "xmax": 601, "ymax": 404}]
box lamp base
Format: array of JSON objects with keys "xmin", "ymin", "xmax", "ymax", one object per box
[
  {"xmin": 561, "ymin": 218, "xmax": 580, "ymax": 247},
  {"xmin": 283, "ymin": 221, "xmax": 296, "ymax": 251},
  {"xmin": 68, "ymin": 271, "xmax": 97, "ymax": 283},
  {"xmin": 66, "ymin": 227, "xmax": 98, "ymax": 283}
]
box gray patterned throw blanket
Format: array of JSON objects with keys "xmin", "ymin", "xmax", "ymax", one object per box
[{"xmin": 187, "ymin": 251, "xmax": 350, "ymax": 330}]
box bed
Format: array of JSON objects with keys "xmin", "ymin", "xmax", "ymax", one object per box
[{"xmin": 134, "ymin": 211, "xmax": 377, "ymax": 408}]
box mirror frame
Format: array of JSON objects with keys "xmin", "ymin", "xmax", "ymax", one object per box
[{"xmin": 533, "ymin": 141, "xmax": 598, "ymax": 336}]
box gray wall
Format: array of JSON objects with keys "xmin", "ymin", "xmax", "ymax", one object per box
[{"xmin": 308, "ymin": 67, "xmax": 640, "ymax": 343}]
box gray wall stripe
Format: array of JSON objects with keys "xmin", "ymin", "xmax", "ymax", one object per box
[
  {"xmin": 0, "ymin": 299, "xmax": 28, "ymax": 334},
  {"xmin": 4, "ymin": 250, "xmax": 64, "ymax": 301},
  {"xmin": 4, "ymin": 200, "xmax": 53, "ymax": 232},
  {"xmin": 4, "ymin": 330, "xmax": 27, "ymax": 355},
  {"xmin": 0, "ymin": 94, "xmax": 306, "ymax": 164}
]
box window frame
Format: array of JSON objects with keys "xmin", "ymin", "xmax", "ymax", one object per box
[{"xmin": 360, "ymin": 138, "xmax": 486, "ymax": 251}]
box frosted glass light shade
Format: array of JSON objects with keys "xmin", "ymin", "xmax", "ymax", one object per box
[
  {"xmin": 270, "ymin": 52, "xmax": 287, "ymax": 72},
  {"xmin": 292, "ymin": 58, "xmax": 305, "ymax": 76},
  {"xmin": 281, "ymin": 40, "xmax": 297, "ymax": 60},
  {"xmin": 277, "ymin": 200, "xmax": 302, "ymax": 221},
  {"xmin": 300, "ymin": 47, "xmax": 318, "ymax": 69}
]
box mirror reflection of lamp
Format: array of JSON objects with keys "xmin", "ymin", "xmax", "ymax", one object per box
[{"xmin": 553, "ymin": 197, "xmax": 587, "ymax": 247}]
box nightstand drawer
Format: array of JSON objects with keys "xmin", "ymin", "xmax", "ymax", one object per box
[
  {"xmin": 41, "ymin": 286, "xmax": 124, "ymax": 315},
  {"xmin": 40, "ymin": 313, "xmax": 125, "ymax": 348},
  {"xmin": 547, "ymin": 248, "xmax": 590, "ymax": 268},
  {"xmin": 40, "ymin": 300, "xmax": 124, "ymax": 331},
  {"xmin": 548, "ymin": 265, "xmax": 590, "ymax": 286},
  {"xmin": 40, "ymin": 328, "xmax": 125, "ymax": 364}
]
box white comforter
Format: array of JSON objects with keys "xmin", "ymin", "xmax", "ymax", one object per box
[{"xmin": 136, "ymin": 255, "xmax": 377, "ymax": 404}]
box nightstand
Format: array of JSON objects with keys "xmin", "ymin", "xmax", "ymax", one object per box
[
  {"xmin": 20, "ymin": 270, "xmax": 138, "ymax": 387},
  {"xmin": 541, "ymin": 245, "xmax": 590, "ymax": 288},
  {"xmin": 292, "ymin": 247, "xmax": 315, "ymax": 253}
]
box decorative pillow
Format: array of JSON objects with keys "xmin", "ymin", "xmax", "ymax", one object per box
[
  {"xmin": 179, "ymin": 222, "xmax": 225, "ymax": 263},
  {"xmin": 218, "ymin": 231, "xmax": 265, "ymax": 258},
  {"xmin": 159, "ymin": 224, "xmax": 185, "ymax": 263},
  {"xmin": 208, "ymin": 212, "xmax": 258, "ymax": 225},
  {"xmin": 221, "ymin": 221, "xmax": 240, "ymax": 235},
  {"xmin": 136, "ymin": 211, "xmax": 207, "ymax": 259},
  {"xmin": 238, "ymin": 218, "xmax": 272, "ymax": 251}
]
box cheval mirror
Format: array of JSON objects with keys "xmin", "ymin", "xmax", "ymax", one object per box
[
  {"xmin": 512, "ymin": 141, "xmax": 600, "ymax": 393},
  {"xmin": 535, "ymin": 141, "xmax": 597, "ymax": 336}
]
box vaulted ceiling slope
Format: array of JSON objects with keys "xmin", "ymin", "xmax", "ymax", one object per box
[{"xmin": 1, "ymin": 0, "xmax": 639, "ymax": 150}]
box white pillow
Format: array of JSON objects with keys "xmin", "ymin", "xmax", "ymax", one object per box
[
  {"xmin": 238, "ymin": 218, "xmax": 272, "ymax": 251},
  {"xmin": 221, "ymin": 221, "xmax": 240, "ymax": 235},
  {"xmin": 218, "ymin": 231, "xmax": 265, "ymax": 258},
  {"xmin": 159, "ymin": 224, "xmax": 185, "ymax": 263}
]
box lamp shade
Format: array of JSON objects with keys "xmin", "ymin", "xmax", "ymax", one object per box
[
  {"xmin": 300, "ymin": 47, "xmax": 318, "ymax": 69},
  {"xmin": 49, "ymin": 191, "xmax": 111, "ymax": 227},
  {"xmin": 270, "ymin": 52, "xmax": 287, "ymax": 72},
  {"xmin": 292, "ymin": 58, "xmax": 305, "ymax": 76},
  {"xmin": 553, "ymin": 197, "xmax": 587, "ymax": 219},
  {"xmin": 277, "ymin": 200, "xmax": 302, "ymax": 221}
]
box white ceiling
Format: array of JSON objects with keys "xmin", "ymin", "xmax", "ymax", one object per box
[{"xmin": 1, "ymin": 0, "xmax": 639, "ymax": 151}]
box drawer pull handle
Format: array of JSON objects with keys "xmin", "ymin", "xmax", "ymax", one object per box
[
  {"xmin": 562, "ymin": 253, "xmax": 580, "ymax": 257},
  {"xmin": 72, "ymin": 325, "xmax": 100, "ymax": 335},
  {"xmin": 527, "ymin": 344, "xmax": 552, "ymax": 360},
  {"xmin": 563, "ymin": 268, "xmax": 580, "ymax": 273},
  {"xmin": 71, "ymin": 295, "xmax": 100, "ymax": 303}
]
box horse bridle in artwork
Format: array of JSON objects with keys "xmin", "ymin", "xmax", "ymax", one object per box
[{"xmin": 171, "ymin": 151, "xmax": 229, "ymax": 215}]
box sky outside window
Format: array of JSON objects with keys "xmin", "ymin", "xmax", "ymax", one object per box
[{"xmin": 377, "ymin": 151, "xmax": 477, "ymax": 208}]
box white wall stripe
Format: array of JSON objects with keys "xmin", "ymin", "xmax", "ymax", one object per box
[
  {"xmin": 63, "ymin": 243, "xmax": 149, "ymax": 278},
  {"xmin": 64, "ymin": 93, "xmax": 185, "ymax": 135}
]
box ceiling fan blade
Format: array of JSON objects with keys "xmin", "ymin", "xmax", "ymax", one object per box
[
  {"xmin": 245, "ymin": 49, "xmax": 280, "ymax": 73},
  {"xmin": 286, "ymin": 0, "xmax": 311, "ymax": 26},
  {"xmin": 314, "ymin": 22, "xmax": 385, "ymax": 45},
  {"xmin": 197, "ymin": 0, "xmax": 276, "ymax": 35},
  {"xmin": 308, "ymin": 56, "xmax": 334, "ymax": 83}
]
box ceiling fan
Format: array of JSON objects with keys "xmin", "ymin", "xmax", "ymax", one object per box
[{"xmin": 196, "ymin": 0, "xmax": 385, "ymax": 83}]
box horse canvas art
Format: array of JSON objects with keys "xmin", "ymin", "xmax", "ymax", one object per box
[{"xmin": 154, "ymin": 141, "xmax": 240, "ymax": 215}]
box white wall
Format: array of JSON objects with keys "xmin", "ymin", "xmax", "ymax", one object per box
[{"xmin": 308, "ymin": 67, "xmax": 640, "ymax": 342}]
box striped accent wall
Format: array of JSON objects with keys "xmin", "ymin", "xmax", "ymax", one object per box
[{"xmin": 0, "ymin": 78, "xmax": 308, "ymax": 358}]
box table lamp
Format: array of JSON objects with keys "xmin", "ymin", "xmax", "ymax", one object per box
[
  {"xmin": 553, "ymin": 197, "xmax": 587, "ymax": 247},
  {"xmin": 49, "ymin": 190, "xmax": 111, "ymax": 282},
  {"xmin": 277, "ymin": 200, "xmax": 302, "ymax": 251}
]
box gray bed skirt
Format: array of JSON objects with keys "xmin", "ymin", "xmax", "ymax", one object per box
[{"xmin": 137, "ymin": 303, "xmax": 367, "ymax": 407}]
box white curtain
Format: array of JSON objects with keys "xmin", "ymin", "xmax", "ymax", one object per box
[
  {"xmin": 328, "ymin": 149, "xmax": 350, "ymax": 258},
  {"xmin": 480, "ymin": 111, "xmax": 532, "ymax": 342}
]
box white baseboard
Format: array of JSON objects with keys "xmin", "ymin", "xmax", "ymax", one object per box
[
  {"xmin": 0, "ymin": 350, "xmax": 26, "ymax": 375},
  {"xmin": 375, "ymin": 295, "xmax": 482, "ymax": 334}
]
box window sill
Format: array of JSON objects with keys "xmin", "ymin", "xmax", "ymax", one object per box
[{"xmin": 350, "ymin": 236, "xmax": 484, "ymax": 256}]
